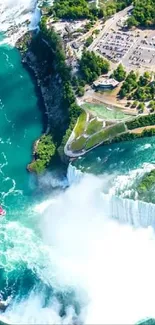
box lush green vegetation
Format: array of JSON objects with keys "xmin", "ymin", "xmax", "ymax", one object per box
[
  {"xmin": 137, "ymin": 102, "xmax": 145, "ymax": 113},
  {"xmin": 80, "ymin": 51, "xmax": 110, "ymax": 84},
  {"xmin": 86, "ymin": 118, "xmax": 103, "ymax": 135},
  {"xmin": 40, "ymin": 17, "xmax": 82, "ymax": 156},
  {"xmin": 119, "ymin": 71, "xmax": 154, "ymax": 105},
  {"xmin": 85, "ymin": 36, "xmax": 93, "ymax": 47},
  {"xmin": 71, "ymin": 136, "xmax": 87, "ymax": 151},
  {"xmin": 134, "ymin": 84, "xmax": 154, "ymax": 102},
  {"xmin": 30, "ymin": 135, "xmax": 56, "ymax": 173},
  {"xmin": 126, "ymin": 114, "xmax": 155, "ymax": 130},
  {"xmin": 99, "ymin": 0, "xmax": 132, "ymax": 18},
  {"xmin": 104, "ymin": 127, "xmax": 155, "ymax": 145},
  {"xmin": 127, "ymin": 0, "xmax": 155, "ymax": 28},
  {"xmin": 149, "ymin": 100, "xmax": 155, "ymax": 112},
  {"xmin": 85, "ymin": 122, "xmax": 126, "ymax": 149},
  {"xmin": 50, "ymin": 0, "xmax": 132, "ymax": 20},
  {"xmin": 83, "ymin": 103, "xmax": 130, "ymax": 120},
  {"xmin": 51, "ymin": 0, "xmax": 92, "ymax": 19},
  {"xmin": 137, "ymin": 169, "xmax": 155, "ymax": 195},
  {"xmin": 112, "ymin": 64, "xmax": 126, "ymax": 82},
  {"xmin": 74, "ymin": 111, "xmax": 87, "ymax": 137},
  {"xmin": 76, "ymin": 85, "xmax": 85, "ymax": 97},
  {"xmin": 119, "ymin": 70, "xmax": 138, "ymax": 98},
  {"xmin": 103, "ymin": 128, "xmax": 155, "ymax": 144},
  {"xmin": 40, "ymin": 17, "xmax": 70, "ymax": 82}
]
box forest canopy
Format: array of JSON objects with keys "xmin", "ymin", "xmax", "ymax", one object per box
[
  {"xmin": 80, "ymin": 51, "xmax": 110, "ymax": 84},
  {"xmin": 127, "ymin": 0, "xmax": 155, "ymax": 28},
  {"xmin": 51, "ymin": 0, "xmax": 132, "ymax": 20}
]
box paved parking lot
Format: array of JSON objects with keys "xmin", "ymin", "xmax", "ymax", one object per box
[
  {"xmin": 89, "ymin": 11, "xmax": 155, "ymax": 73},
  {"xmin": 123, "ymin": 34, "xmax": 155, "ymax": 71},
  {"xmin": 94, "ymin": 30, "xmax": 135, "ymax": 63}
]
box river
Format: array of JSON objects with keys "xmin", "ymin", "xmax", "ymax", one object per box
[{"xmin": 0, "ymin": 0, "xmax": 155, "ymax": 324}]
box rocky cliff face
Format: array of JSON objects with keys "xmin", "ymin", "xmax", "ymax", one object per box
[{"xmin": 17, "ymin": 32, "xmax": 69, "ymax": 145}]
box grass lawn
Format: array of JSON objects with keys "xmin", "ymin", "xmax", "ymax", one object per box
[
  {"xmin": 85, "ymin": 123, "xmax": 126, "ymax": 149},
  {"xmin": 83, "ymin": 103, "xmax": 130, "ymax": 120},
  {"xmin": 86, "ymin": 118, "xmax": 103, "ymax": 135},
  {"xmin": 71, "ymin": 136, "xmax": 87, "ymax": 151},
  {"xmin": 74, "ymin": 111, "xmax": 87, "ymax": 137}
]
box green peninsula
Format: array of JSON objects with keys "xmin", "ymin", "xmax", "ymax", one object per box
[{"xmin": 17, "ymin": 0, "xmax": 155, "ymax": 175}]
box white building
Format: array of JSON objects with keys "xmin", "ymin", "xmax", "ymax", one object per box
[{"xmin": 93, "ymin": 77, "xmax": 119, "ymax": 90}]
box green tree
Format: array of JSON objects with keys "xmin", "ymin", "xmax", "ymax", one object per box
[
  {"xmin": 137, "ymin": 102, "xmax": 145, "ymax": 113},
  {"xmin": 127, "ymin": 16, "xmax": 138, "ymax": 28},
  {"xmin": 132, "ymin": 100, "xmax": 138, "ymax": 108},
  {"xmin": 149, "ymin": 100, "xmax": 155, "ymax": 112},
  {"xmin": 126, "ymin": 0, "xmax": 155, "ymax": 28},
  {"xmin": 76, "ymin": 86, "xmax": 85, "ymax": 97},
  {"xmin": 113, "ymin": 64, "xmax": 126, "ymax": 82},
  {"xmin": 85, "ymin": 36, "xmax": 93, "ymax": 47},
  {"xmin": 139, "ymin": 72, "xmax": 151, "ymax": 87},
  {"xmin": 80, "ymin": 51, "xmax": 110, "ymax": 84}
]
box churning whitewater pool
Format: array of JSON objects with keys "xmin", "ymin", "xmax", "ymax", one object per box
[{"xmin": 0, "ymin": 0, "xmax": 155, "ymax": 324}]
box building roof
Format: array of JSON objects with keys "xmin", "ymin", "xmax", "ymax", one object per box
[{"xmin": 93, "ymin": 77, "xmax": 119, "ymax": 88}]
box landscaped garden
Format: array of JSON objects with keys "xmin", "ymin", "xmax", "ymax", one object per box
[{"xmin": 83, "ymin": 103, "xmax": 130, "ymax": 120}]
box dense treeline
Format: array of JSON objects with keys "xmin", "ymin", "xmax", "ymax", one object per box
[
  {"xmin": 80, "ymin": 50, "xmax": 110, "ymax": 84},
  {"xmin": 28, "ymin": 17, "xmax": 82, "ymax": 171},
  {"xmin": 104, "ymin": 127, "xmax": 155, "ymax": 145},
  {"xmin": 126, "ymin": 114, "xmax": 155, "ymax": 130},
  {"xmin": 40, "ymin": 16, "xmax": 82, "ymax": 116},
  {"xmin": 51, "ymin": 0, "xmax": 91, "ymax": 19},
  {"xmin": 127, "ymin": 0, "xmax": 155, "ymax": 28},
  {"xmin": 40, "ymin": 17, "xmax": 70, "ymax": 82},
  {"xmin": 119, "ymin": 70, "xmax": 138, "ymax": 98},
  {"xmin": 50, "ymin": 0, "xmax": 132, "ymax": 20},
  {"xmin": 119, "ymin": 71, "xmax": 154, "ymax": 110},
  {"xmin": 102, "ymin": 0, "xmax": 132, "ymax": 17}
]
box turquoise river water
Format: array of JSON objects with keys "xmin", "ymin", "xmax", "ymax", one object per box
[{"xmin": 1, "ymin": 15, "xmax": 155, "ymax": 325}]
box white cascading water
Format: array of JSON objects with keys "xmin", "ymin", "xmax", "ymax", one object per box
[
  {"xmin": 67, "ymin": 163, "xmax": 155, "ymax": 228},
  {"xmin": 0, "ymin": 0, "xmax": 40, "ymax": 45},
  {"xmin": 3, "ymin": 172, "xmax": 155, "ymax": 324}
]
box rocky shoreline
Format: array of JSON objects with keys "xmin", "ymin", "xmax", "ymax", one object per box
[{"xmin": 16, "ymin": 31, "xmax": 69, "ymax": 172}]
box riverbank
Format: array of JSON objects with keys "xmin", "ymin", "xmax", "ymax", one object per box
[
  {"xmin": 16, "ymin": 31, "xmax": 71, "ymax": 172},
  {"xmin": 15, "ymin": 5, "xmax": 155, "ymax": 172}
]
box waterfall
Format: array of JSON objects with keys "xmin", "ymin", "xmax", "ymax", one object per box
[
  {"xmin": 67, "ymin": 163, "xmax": 155, "ymax": 228},
  {"xmin": 101, "ymin": 193, "xmax": 155, "ymax": 228},
  {"xmin": 67, "ymin": 163, "xmax": 83, "ymax": 186}
]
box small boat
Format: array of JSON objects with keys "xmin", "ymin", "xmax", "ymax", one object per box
[{"xmin": 0, "ymin": 206, "xmax": 6, "ymax": 216}]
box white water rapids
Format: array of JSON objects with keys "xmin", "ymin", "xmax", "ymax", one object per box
[
  {"xmin": 0, "ymin": 0, "xmax": 40, "ymax": 44},
  {"xmin": 0, "ymin": 167, "xmax": 155, "ymax": 324}
]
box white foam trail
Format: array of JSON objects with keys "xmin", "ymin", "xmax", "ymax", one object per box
[
  {"xmin": 34, "ymin": 198, "xmax": 57, "ymax": 213},
  {"xmin": 4, "ymin": 293, "xmax": 78, "ymax": 325},
  {"xmin": 38, "ymin": 171, "xmax": 68, "ymax": 190}
]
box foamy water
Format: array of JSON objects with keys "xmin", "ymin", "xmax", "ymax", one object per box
[
  {"xmin": 0, "ymin": 0, "xmax": 40, "ymax": 45},
  {"xmin": 110, "ymin": 162, "xmax": 155, "ymax": 200},
  {"xmin": 1, "ymin": 174, "xmax": 155, "ymax": 324}
]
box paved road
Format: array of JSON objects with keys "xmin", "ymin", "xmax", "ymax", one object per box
[{"xmin": 88, "ymin": 5, "xmax": 133, "ymax": 52}]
